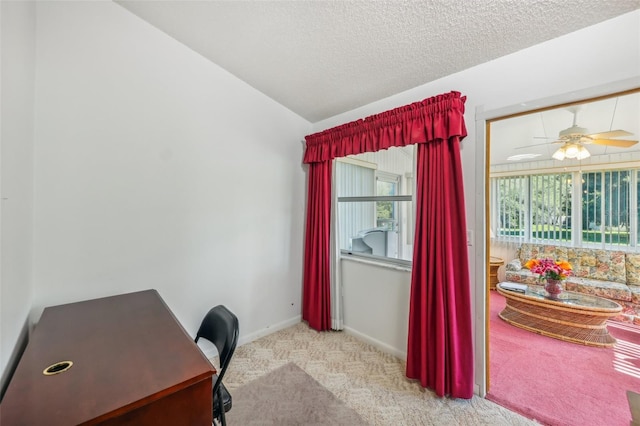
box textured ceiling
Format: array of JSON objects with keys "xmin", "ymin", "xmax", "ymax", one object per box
[{"xmin": 115, "ymin": 1, "xmax": 639, "ymax": 123}]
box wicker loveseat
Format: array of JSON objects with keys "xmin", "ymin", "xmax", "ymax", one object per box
[{"xmin": 505, "ymin": 243, "xmax": 640, "ymax": 322}]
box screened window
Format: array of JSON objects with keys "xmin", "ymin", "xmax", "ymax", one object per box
[
  {"xmin": 336, "ymin": 146, "xmax": 414, "ymax": 263},
  {"xmin": 376, "ymin": 171, "xmax": 400, "ymax": 231},
  {"xmin": 582, "ymin": 170, "xmax": 632, "ymax": 245},
  {"xmin": 492, "ymin": 168, "xmax": 639, "ymax": 250}
]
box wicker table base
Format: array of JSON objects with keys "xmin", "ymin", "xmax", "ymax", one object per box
[
  {"xmin": 489, "ymin": 256, "xmax": 504, "ymax": 290},
  {"xmin": 496, "ymin": 283, "xmax": 623, "ymax": 348}
]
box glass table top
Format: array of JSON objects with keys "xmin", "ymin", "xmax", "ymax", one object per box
[{"xmin": 497, "ymin": 283, "xmax": 622, "ymax": 310}]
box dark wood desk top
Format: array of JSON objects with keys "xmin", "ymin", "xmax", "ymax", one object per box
[{"xmin": 1, "ymin": 289, "xmax": 215, "ymax": 425}]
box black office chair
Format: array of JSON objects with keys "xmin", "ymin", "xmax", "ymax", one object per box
[{"xmin": 195, "ymin": 305, "xmax": 239, "ymax": 426}]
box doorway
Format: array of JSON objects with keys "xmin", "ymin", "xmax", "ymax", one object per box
[{"xmin": 481, "ymin": 86, "xmax": 640, "ymax": 422}]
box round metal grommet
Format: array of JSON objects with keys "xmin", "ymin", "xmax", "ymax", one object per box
[{"xmin": 43, "ymin": 361, "xmax": 73, "ymax": 376}]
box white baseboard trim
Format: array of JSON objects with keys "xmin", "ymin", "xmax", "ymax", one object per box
[
  {"xmin": 238, "ymin": 315, "xmax": 302, "ymax": 347},
  {"xmin": 200, "ymin": 315, "xmax": 302, "ymax": 360},
  {"xmin": 342, "ymin": 326, "xmax": 407, "ymax": 360}
]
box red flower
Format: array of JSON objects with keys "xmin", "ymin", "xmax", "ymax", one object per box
[{"xmin": 525, "ymin": 258, "xmax": 572, "ymax": 281}]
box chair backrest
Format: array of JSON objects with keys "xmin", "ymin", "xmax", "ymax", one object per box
[{"xmin": 195, "ymin": 305, "xmax": 239, "ymax": 391}]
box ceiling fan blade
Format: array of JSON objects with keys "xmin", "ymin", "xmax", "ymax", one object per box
[
  {"xmin": 513, "ymin": 140, "xmax": 564, "ymax": 149},
  {"xmin": 513, "ymin": 142, "xmax": 551, "ymax": 149},
  {"xmin": 590, "ymin": 138, "xmax": 638, "ymax": 148},
  {"xmin": 588, "ymin": 129, "xmax": 633, "ymax": 139}
]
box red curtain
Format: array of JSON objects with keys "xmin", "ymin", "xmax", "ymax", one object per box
[
  {"xmin": 304, "ymin": 92, "xmax": 466, "ymax": 163},
  {"xmin": 302, "ymin": 91, "xmax": 472, "ymax": 397},
  {"xmin": 406, "ymin": 137, "xmax": 474, "ymax": 399},
  {"xmin": 302, "ymin": 160, "xmax": 332, "ymax": 330}
]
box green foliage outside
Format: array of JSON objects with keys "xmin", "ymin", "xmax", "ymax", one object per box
[
  {"xmin": 497, "ymin": 170, "xmax": 635, "ymax": 246},
  {"xmin": 377, "ymin": 202, "xmax": 393, "ymax": 220},
  {"xmin": 376, "ymin": 180, "xmax": 395, "ymax": 229},
  {"xmin": 499, "ymin": 226, "xmax": 630, "ymax": 244}
]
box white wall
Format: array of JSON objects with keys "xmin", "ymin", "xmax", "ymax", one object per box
[
  {"xmin": 0, "ymin": 0, "xmax": 36, "ymax": 389},
  {"xmin": 315, "ymin": 10, "xmax": 640, "ymax": 393},
  {"xmin": 341, "ymin": 259, "xmax": 411, "ymax": 358},
  {"xmin": 28, "ymin": 1, "xmax": 310, "ymax": 354}
]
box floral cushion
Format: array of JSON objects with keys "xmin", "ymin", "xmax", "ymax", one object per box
[
  {"xmin": 566, "ymin": 248, "xmax": 626, "ymax": 284},
  {"xmin": 626, "ymin": 253, "xmax": 640, "ymax": 286},
  {"xmin": 505, "ymin": 268, "xmax": 634, "ymax": 303},
  {"xmin": 518, "ymin": 243, "xmax": 568, "ymax": 264},
  {"xmin": 615, "ymin": 300, "xmax": 640, "ymax": 322},
  {"xmin": 505, "ymin": 259, "xmax": 522, "ymax": 272},
  {"xmin": 630, "ymin": 285, "xmax": 640, "ymax": 305},
  {"xmin": 504, "ymin": 268, "xmax": 542, "ymax": 286},
  {"xmin": 506, "ymin": 244, "xmax": 640, "ymax": 323},
  {"xmin": 564, "ymin": 277, "xmax": 631, "ymax": 302}
]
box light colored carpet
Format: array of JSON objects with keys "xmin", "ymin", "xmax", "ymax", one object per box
[
  {"xmin": 227, "ymin": 362, "xmax": 367, "ymax": 425},
  {"xmin": 222, "ymin": 322, "xmax": 538, "ymax": 425}
]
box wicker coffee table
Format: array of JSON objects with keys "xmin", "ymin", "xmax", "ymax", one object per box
[{"xmin": 496, "ymin": 282, "xmax": 623, "ymax": 347}]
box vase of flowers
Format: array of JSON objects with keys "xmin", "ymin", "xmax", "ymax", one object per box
[
  {"xmin": 544, "ymin": 279, "xmax": 564, "ymax": 298},
  {"xmin": 524, "ymin": 258, "xmax": 572, "ymax": 299}
]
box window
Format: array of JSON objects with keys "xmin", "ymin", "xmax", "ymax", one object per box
[
  {"xmin": 494, "ymin": 173, "xmax": 572, "ymax": 242},
  {"xmin": 376, "ymin": 171, "xmax": 400, "ymax": 230},
  {"xmin": 492, "ymin": 167, "xmax": 640, "ymax": 250},
  {"xmin": 582, "ymin": 170, "xmax": 632, "ymax": 245},
  {"xmin": 336, "ymin": 146, "xmax": 414, "ymax": 264}
]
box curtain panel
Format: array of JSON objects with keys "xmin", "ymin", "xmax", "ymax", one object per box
[
  {"xmin": 302, "ymin": 161, "xmax": 333, "ymax": 331},
  {"xmin": 406, "ymin": 137, "xmax": 474, "ymax": 399},
  {"xmin": 302, "ymin": 91, "xmax": 473, "ymax": 398}
]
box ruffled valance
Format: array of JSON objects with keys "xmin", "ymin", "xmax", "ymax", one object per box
[{"xmin": 303, "ymin": 91, "xmax": 467, "ymax": 164}]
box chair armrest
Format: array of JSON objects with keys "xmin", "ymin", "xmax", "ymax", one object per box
[{"xmin": 505, "ymin": 259, "xmax": 523, "ymax": 272}]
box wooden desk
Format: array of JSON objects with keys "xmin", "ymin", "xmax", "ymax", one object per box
[{"xmin": 0, "ymin": 290, "xmax": 215, "ymax": 425}]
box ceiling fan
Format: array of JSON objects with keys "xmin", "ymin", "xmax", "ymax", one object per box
[{"xmin": 519, "ymin": 107, "xmax": 638, "ymax": 160}]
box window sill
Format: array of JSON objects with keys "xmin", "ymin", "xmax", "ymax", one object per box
[{"xmin": 340, "ymin": 253, "xmax": 412, "ymax": 272}]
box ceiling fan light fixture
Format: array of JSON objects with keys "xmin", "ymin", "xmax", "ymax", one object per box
[
  {"xmin": 575, "ymin": 145, "xmax": 591, "ymax": 160},
  {"xmin": 564, "ymin": 143, "xmax": 580, "ymax": 158},
  {"xmin": 552, "ymin": 147, "xmax": 566, "ymax": 160},
  {"xmin": 552, "ymin": 144, "xmax": 591, "ymax": 161}
]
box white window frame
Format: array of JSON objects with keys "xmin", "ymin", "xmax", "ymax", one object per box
[
  {"xmin": 492, "ymin": 166, "xmax": 640, "ymax": 251},
  {"xmin": 336, "ymin": 148, "xmax": 415, "ymax": 267}
]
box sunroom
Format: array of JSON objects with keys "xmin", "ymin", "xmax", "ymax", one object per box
[{"xmin": 488, "ymin": 89, "xmax": 640, "ymax": 321}]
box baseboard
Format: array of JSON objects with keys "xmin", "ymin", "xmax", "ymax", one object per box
[
  {"xmin": 342, "ymin": 326, "xmax": 407, "ymax": 360},
  {"xmin": 200, "ymin": 315, "xmax": 302, "ymax": 360},
  {"xmin": 1, "ymin": 317, "xmax": 31, "ymax": 401}
]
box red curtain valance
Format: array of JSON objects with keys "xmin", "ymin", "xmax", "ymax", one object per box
[{"xmin": 303, "ymin": 91, "xmax": 467, "ymax": 163}]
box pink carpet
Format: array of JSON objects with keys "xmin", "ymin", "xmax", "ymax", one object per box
[{"xmin": 487, "ymin": 290, "xmax": 640, "ymax": 426}]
